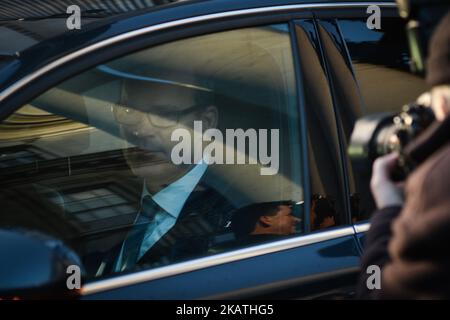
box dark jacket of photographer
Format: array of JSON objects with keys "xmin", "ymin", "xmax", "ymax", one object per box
[{"xmin": 357, "ymin": 115, "xmax": 450, "ymax": 299}]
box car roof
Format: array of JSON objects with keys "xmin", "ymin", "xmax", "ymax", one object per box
[{"xmin": 0, "ymin": 0, "xmax": 396, "ymax": 92}]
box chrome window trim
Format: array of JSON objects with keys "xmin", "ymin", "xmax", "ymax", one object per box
[
  {"xmin": 354, "ymin": 222, "xmax": 370, "ymax": 233},
  {"xmin": 0, "ymin": 2, "xmax": 396, "ymax": 102},
  {"xmin": 81, "ymin": 226, "xmax": 355, "ymax": 295}
]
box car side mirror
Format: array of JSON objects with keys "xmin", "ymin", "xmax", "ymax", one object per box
[{"xmin": 0, "ymin": 229, "xmax": 85, "ymax": 299}]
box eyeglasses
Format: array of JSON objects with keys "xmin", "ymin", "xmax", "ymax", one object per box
[{"xmin": 112, "ymin": 103, "xmax": 204, "ymax": 128}]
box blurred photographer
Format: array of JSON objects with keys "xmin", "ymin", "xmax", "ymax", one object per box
[{"xmin": 357, "ymin": 9, "xmax": 450, "ymax": 299}]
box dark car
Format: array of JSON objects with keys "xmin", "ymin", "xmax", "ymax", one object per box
[{"xmin": 0, "ymin": 0, "xmax": 428, "ymax": 299}]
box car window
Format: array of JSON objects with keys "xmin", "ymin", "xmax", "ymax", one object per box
[
  {"xmin": 294, "ymin": 20, "xmax": 349, "ymax": 231},
  {"xmin": 338, "ymin": 17, "xmax": 429, "ymax": 221},
  {"xmin": 0, "ymin": 24, "xmax": 305, "ymax": 281},
  {"xmin": 339, "ymin": 17, "xmax": 429, "ymax": 115}
]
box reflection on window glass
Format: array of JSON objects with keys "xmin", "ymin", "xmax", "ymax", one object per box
[
  {"xmin": 0, "ymin": 24, "xmax": 304, "ymax": 281},
  {"xmin": 295, "ymin": 20, "xmax": 347, "ymax": 231},
  {"xmin": 339, "ymin": 18, "xmax": 429, "ymax": 115},
  {"xmin": 339, "ymin": 17, "xmax": 429, "ymax": 222}
]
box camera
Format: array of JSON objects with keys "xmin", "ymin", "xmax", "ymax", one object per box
[
  {"xmin": 349, "ymin": 104, "xmax": 435, "ymax": 180},
  {"xmin": 348, "ymin": 0, "xmax": 450, "ymax": 180}
]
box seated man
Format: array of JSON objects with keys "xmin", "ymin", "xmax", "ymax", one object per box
[
  {"xmin": 100, "ymin": 67, "xmax": 234, "ymax": 273},
  {"xmin": 231, "ymin": 201, "xmax": 301, "ymax": 246}
]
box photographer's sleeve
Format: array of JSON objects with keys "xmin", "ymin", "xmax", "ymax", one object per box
[{"xmin": 355, "ymin": 206, "xmax": 402, "ymax": 299}]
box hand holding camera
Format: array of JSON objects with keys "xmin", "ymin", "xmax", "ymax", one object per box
[{"xmin": 370, "ymin": 153, "xmax": 404, "ymax": 209}]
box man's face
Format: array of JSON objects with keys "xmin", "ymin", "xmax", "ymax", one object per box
[
  {"xmin": 267, "ymin": 205, "xmax": 300, "ymax": 235},
  {"xmin": 114, "ymin": 80, "xmax": 210, "ymax": 186}
]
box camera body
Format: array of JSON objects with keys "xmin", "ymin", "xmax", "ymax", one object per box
[{"xmin": 349, "ymin": 104, "xmax": 435, "ymax": 180}]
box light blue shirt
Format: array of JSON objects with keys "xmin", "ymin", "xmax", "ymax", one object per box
[
  {"xmin": 115, "ymin": 160, "xmax": 208, "ymax": 272},
  {"xmin": 138, "ymin": 160, "xmax": 208, "ymax": 259}
]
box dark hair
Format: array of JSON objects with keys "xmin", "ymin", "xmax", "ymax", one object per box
[
  {"xmin": 312, "ymin": 195, "xmax": 336, "ymax": 230},
  {"xmin": 231, "ymin": 200, "xmax": 293, "ymax": 239}
]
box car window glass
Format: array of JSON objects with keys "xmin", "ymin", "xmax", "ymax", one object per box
[
  {"xmin": 0, "ymin": 24, "xmax": 304, "ymax": 281},
  {"xmin": 294, "ymin": 20, "xmax": 348, "ymax": 231},
  {"xmin": 339, "ymin": 17, "xmax": 429, "ymax": 115},
  {"xmin": 338, "ymin": 17, "xmax": 429, "ymax": 221}
]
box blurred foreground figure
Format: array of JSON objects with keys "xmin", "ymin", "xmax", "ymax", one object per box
[{"xmin": 357, "ymin": 10, "xmax": 450, "ymax": 299}]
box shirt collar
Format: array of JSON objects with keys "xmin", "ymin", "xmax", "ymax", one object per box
[{"xmin": 141, "ymin": 159, "xmax": 208, "ymax": 218}]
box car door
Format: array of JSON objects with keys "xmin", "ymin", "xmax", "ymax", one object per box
[{"xmin": 0, "ymin": 2, "xmax": 365, "ymax": 300}]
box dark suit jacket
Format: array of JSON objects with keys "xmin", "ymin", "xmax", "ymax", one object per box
[
  {"xmin": 95, "ymin": 168, "xmax": 235, "ymax": 275},
  {"xmin": 137, "ymin": 185, "xmax": 234, "ymax": 268}
]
